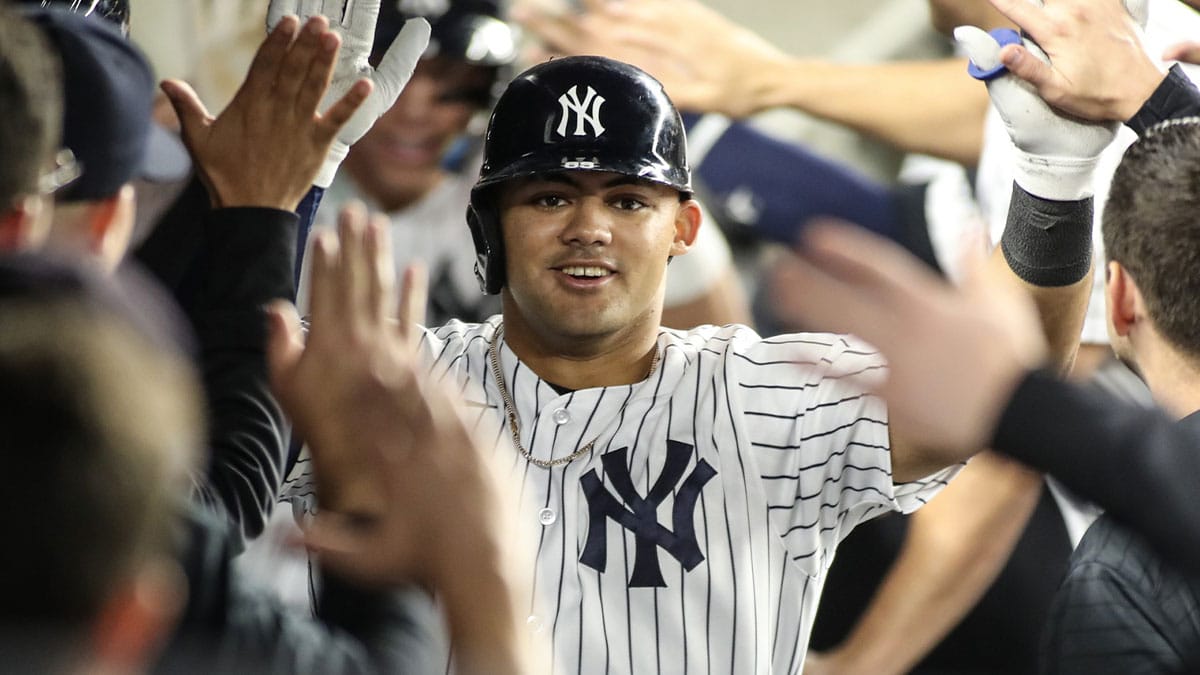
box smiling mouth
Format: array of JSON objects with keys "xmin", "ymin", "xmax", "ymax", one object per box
[{"xmin": 559, "ymin": 265, "xmax": 613, "ymax": 279}]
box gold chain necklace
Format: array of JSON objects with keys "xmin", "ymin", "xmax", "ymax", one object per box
[{"xmin": 487, "ymin": 325, "xmax": 660, "ymax": 469}]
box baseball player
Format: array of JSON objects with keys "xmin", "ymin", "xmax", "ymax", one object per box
[{"xmin": 284, "ymin": 48, "xmax": 1097, "ymax": 671}]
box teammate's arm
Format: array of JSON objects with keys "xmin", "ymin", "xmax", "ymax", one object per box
[
  {"xmin": 518, "ymin": 0, "xmax": 990, "ymax": 165},
  {"xmin": 805, "ymin": 453, "xmax": 1042, "ymax": 675}
]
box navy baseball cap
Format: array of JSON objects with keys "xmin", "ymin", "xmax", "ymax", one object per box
[{"xmin": 23, "ymin": 7, "xmax": 190, "ymax": 203}]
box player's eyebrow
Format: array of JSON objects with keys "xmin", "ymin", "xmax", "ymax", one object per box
[{"xmin": 538, "ymin": 173, "xmax": 657, "ymax": 189}]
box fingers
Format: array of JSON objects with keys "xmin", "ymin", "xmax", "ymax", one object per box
[
  {"xmin": 986, "ymin": 0, "xmax": 1047, "ymax": 40},
  {"xmin": 372, "ymin": 18, "xmax": 431, "ymax": 105},
  {"xmin": 997, "ymin": 43, "xmax": 1053, "ymax": 89},
  {"xmin": 518, "ymin": 8, "xmax": 584, "ymax": 52},
  {"xmin": 295, "ymin": 30, "xmax": 342, "ymax": 116},
  {"xmin": 265, "ymin": 299, "xmax": 305, "ymax": 392},
  {"xmin": 954, "ymin": 25, "xmax": 1003, "ymax": 72},
  {"xmin": 159, "ymin": 79, "xmax": 213, "ymax": 145},
  {"xmin": 397, "ymin": 262, "xmax": 429, "ymax": 342},
  {"xmin": 318, "ymin": 79, "xmax": 373, "ymax": 141},
  {"xmin": 276, "ymin": 16, "xmax": 331, "ymax": 103},
  {"xmin": 336, "ymin": 202, "xmax": 371, "ymax": 330},
  {"xmin": 343, "ymin": 0, "xmax": 383, "ymax": 37},
  {"xmin": 306, "ymin": 228, "xmax": 341, "ymax": 335},
  {"xmin": 1164, "ymin": 40, "xmax": 1200, "ymax": 65},
  {"xmin": 266, "ymin": 0, "xmax": 299, "ymax": 31},
  {"xmin": 244, "ymin": 15, "xmax": 300, "ymax": 96},
  {"xmin": 365, "ymin": 213, "xmax": 398, "ymax": 328}
]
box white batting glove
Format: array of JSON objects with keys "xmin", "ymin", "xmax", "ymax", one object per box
[
  {"xmin": 268, "ymin": 0, "xmax": 431, "ymax": 188},
  {"xmin": 955, "ymin": 24, "xmax": 1115, "ymax": 200}
]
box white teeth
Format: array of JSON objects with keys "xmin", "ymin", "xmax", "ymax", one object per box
[{"xmin": 561, "ymin": 266, "xmax": 610, "ymax": 278}]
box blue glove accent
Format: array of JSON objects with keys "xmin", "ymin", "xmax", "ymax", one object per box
[
  {"xmin": 685, "ymin": 114, "xmax": 898, "ymax": 244},
  {"xmin": 967, "ymin": 28, "xmax": 1022, "ymax": 81}
]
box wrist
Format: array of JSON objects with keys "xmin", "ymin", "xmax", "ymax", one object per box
[
  {"xmin": 314, "ymin": 142, "xmax": 349, "ymax": 189},
  {"xmin": 1012, "ymin": 150, "xmax": 1098, "ymax": 200}
]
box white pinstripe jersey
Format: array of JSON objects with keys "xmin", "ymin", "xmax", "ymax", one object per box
[{"xmin": 283, "ymin": 318, "xmax": 955, "ymax": 674}]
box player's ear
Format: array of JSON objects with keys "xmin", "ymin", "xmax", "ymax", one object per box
[
  {"xmin": 669, "ymin": 199, "xmax": 702, "ymax": 256},
  {"xmin": 86, "ymin": 184, "xmax": 137, "ymax": 271},
  {"xmin": 0, "ymin": 195, "xmax": 49, "ymax": 252},
  {"xmin": 1106, "ymin": 261, "xmax": 1143, "ymax": 337},
  {"xmin": 89, "ymin": 557, "xmax": 185, "ymax": 672}
]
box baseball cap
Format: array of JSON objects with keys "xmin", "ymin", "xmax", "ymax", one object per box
[{"xmin": 22, "ymin": 7, "xmax": 190, "ymax": 203}]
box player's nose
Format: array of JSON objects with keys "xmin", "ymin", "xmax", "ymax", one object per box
[{"xmin": 559, "ymin": 197, "xmax": 613, "ymax": 247}]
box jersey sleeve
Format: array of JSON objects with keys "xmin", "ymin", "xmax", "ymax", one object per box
[{"xmin": 731, "ymin": 332, "xmax": 953, "ymax": 572}]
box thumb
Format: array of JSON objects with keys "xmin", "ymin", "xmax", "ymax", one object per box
[
  {"xmin": 954, "ymin": 25, "xmax": 1002, "ymax": 73},
  {"xmin": 1164, "ymin": 40, "xmax": 1200, "ymax": 65},
  {"xmin": 159, "ymin": 79, "xmax": 212, "ymax": 144},
  {"xmin": 371, "ymin": 18, "xmax": 430, "ymax": 105},
  {"xmin": 265, "ymin": 299, "xmax": 304, "ymax": 392},
  {"xmin": 997, "ymin": 43, "xmax": 1054, "ymax": 90}
]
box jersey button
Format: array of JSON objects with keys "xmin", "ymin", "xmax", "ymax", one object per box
[
  {"xmin": 538, "ymin": 507, "xmax": 557, "ymax": 525},
  {"xmin": 552, "ymin": 408, "xmax": 571, "ymax": 425},
  {"xmin": 527, "ymin": 614, "xmax": 545, "ymax": 634}
]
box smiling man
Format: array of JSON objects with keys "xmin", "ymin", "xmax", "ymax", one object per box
[{"xmin": 285, "ymin": 53, "xmax": 1098, "ymax": 673}]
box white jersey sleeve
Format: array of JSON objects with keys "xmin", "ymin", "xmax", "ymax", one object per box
[{"xmin": 725, "ymin": 331, "xmax": 956, "ymax": 575}]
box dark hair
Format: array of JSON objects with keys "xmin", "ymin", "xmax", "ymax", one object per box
[
  {"xmin": 0, "ymin": 6, "xmax": 62, "ymax": 206},
  {"xmin": 1103, "ymin": 118, "xmax": 1200, "ymax": 358},
  {"xmin": 0, "ymin": 263, "xmax": 200, "ymax": 639}
]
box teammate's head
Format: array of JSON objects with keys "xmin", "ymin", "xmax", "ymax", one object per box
[
  {"xmin": 0, "ymin": 5, "xmax": 63, "ymax": 252},
  {"xmin": 342, "ymin": 0, "xmax": 517, "ymax": 212},
  {"xmin": 1102, "ymin": 118, "xmax": 1200, "ymax": 365},
  {"xmin": 468, "ymin": 55, "xmax": 695, "ymax": 295},
  {"xmin": 0, "ymin": 256, "xmax": 199, "ymax": 672},
  {"xmin": 23, "ymin": 7, "xmax": 188, "ymax": 272}
]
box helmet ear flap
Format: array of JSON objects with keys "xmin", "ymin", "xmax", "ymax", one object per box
[{"xmin": 466, "ymin": 202, "xmax": 505, "ymax": 295}]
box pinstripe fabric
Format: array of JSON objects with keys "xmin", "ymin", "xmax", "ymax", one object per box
[{"xmin": 283, "ymin": 319, "xmax": 955, "ymax": 674}]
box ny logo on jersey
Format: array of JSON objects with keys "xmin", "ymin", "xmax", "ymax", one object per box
[
  {"xmin": 556, "ymin": 85, "xmax": 606, "ymax": 138},
  {"xmin": 579, "ymin": 441, "xmax": 716, "ymax": 588}
]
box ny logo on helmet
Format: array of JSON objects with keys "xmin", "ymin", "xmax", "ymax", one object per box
[{"xmin": 556, "ymin": 86, "xmax": 606, "ymax": 138}]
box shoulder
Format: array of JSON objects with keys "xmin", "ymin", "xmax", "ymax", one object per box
[{"xmin": 419, "ymin": 317, "xmax": 499, "ymax": 362}]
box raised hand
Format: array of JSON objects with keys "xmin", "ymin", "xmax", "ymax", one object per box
[
  {"xmin": 971, "ymin": 0, "xmax": 1163, "ymax": 122},
  {"xmin": 955, "ymin": 10, "xmax": 1128, "ymax": 201},
  {"xmin": 267, "ymin": 202, "xmax": 413, "ymax": 515},
  {"xmin": 161, "ymin": 16, "xmax": 370, "ymax": 210},
  {"xmin": 770, "ymin": 221, "xmax": 1047, "ymax": 461},
  {"xmin": 517, "ymin": 0, "xmax": 789, "ymax": 118},
  {"xmin": 267, "ymin": 0, "xmax": 430, "ymax": 187}
]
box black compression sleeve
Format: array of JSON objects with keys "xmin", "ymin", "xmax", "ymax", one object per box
[
  {"xmin": 991, "ymin": 370, "xmax": 1200, "ymax": 572},
  {"xmin": 1127, "ymin": 64, "xmax": 1200, "ymax": 136},
  {"xmin": 1000, "ymin": 184, "xmax": 1093, "ymax": 287}
]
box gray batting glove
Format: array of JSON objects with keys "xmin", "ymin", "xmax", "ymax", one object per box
[{"xmin": 268, "ymin": 0, "xmax": 430, "ymax": 188}]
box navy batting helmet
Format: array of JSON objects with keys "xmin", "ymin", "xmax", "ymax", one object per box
[
  {"xmin": 374, "ymin": 0, "xmax": 517, "ymax": 68},
  {"xmin": 466, "ymin": 55, "xmax": 692, "ymax": 294}
]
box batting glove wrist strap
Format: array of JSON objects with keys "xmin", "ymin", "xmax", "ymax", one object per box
[{"xmin": 1001, "ymin": 182, "xmax": 1093, "ymax": 287}]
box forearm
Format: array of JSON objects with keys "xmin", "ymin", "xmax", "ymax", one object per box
[
  {"xmin": 435, "ymin": 541, "xmax": 530, "ymax": 675},
  {"xmin": 191, "ymin": 207, "xmax": 298, "ymax": 548},
  {"xmin": 928, "ymin": 0, "xmax": 1014, "ymax": 37},
  {"xmin": 995, "ymin": 370, "xmax": 1200, "ymax": 570},
  {"xmin": 818, "ymin": 453, "xmax": 1042, "ymax": 674},
  {"xmin": 747, "ymin": 58, "xmax": 988, "ymax": 166},
  {"xmin": 995, "ymin": 185, "xmax": 1094, "ymax": 371}
]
